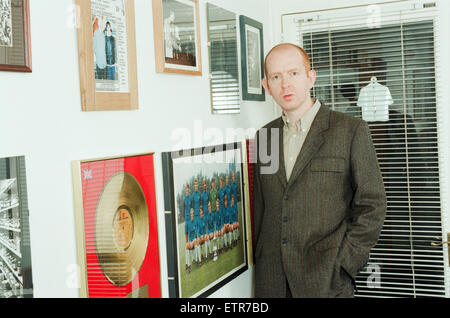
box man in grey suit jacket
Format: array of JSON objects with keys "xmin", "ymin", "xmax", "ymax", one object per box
[{"xmin": 253, "ymin": 43, "xmax": 386, "ymax": 298}]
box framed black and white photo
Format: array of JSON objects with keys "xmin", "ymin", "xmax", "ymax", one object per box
[
  {"xmin": 153, "ymin": 0, "xmax": 202, "ymax": 75},
  {"xmin": 0, "ymin": 0, "xmax": 32, "ymax": 72},
  {"xmin": 239, "ymin": 15, "xmax": 265, "ymax": 101},
  {"xmin": 0, "ymin": 156, "xmax": 34, "ymax": 298},
  {"xmin": 162, "ymin": 142, "xmax": 252, "ymax": 298}
]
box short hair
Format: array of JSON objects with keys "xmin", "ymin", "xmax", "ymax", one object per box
[{"xmin": 264, "ymin": 43, "xmax": 311, "ymax": 78}]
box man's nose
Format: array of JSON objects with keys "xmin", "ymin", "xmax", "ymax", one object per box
[{"xmin": 281, "ymin": 75, "xmax": 290, "ymax": 88}]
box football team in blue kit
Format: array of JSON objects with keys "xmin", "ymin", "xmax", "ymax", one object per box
[{"xmin": 183, "ymin": 173, "xmax": 240, "ymax": 273}]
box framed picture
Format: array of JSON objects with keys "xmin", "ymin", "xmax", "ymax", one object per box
[
  {"xmin": 72, "ymin": 153, "xmax": 161, "ymax": 298},
  {"xmin": 246, "ymin": 139, "xmax": 255, "ymax": 257},
  {"xmin": 0, "ymin": 0, "xmax": 32, "ymax": 72},
  {"xmin": 75, "ymin": 0, "xmax": 139, "ymax": 111},
  {"xmin": 0, "ymin": 155, "xmax": 34, "ymax": 298},
  {"xmin": 152, "ymin": 0, "xmax": 202, "ymax": 75},
  {"xmin": 239, "ymin": 15, "xmax": 265, "ymax": 101},
  {"xmin": 162, "ymin": 141, "xmax": 252, "ymax": 298}
]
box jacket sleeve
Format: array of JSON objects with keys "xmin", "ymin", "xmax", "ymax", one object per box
[{"xmin": 338, "ymin": 120, "xmax": 387, "ymax": 278}]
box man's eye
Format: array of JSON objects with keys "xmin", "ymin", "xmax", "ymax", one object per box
[
  {"xmin": 272, "ymin": 75, "xmax": 280, "ymax": 80},
  {"xmin": 292, "ymin": 71, "xmax": 298, "ymax": 76}
]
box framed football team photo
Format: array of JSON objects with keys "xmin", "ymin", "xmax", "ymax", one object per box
[
  {"xmin": 239, "ymin": 15, "xmax": 265, "ymax": 101},
  {"xmin": 162, "ymin": 141, "xmax": 252, "ymax": 298},
  {"xmin": 152, "ymin": 0, "xmax": 202, "ymax": 75},
  {"xmin": 71, "ymin": 153, "xmax": 161, "ymax": 298},
  {"xmin": 75, "ymin": 0, "xmax": 139, "ymax": 111},
  {"xmin": 0, "ymin": 156, "xmax": 34, "ymax": 298},
  {"xmin": 0, "ymin": 0, "xmax": 32, "ymax": 72}
]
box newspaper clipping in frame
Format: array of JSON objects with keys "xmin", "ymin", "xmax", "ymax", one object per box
[{"xmin": 91, "ymin": 0, "xmax": 129, "ymax": 93}]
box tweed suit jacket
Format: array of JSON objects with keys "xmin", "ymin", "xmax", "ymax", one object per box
[{"xmin": 253, "ymin": 102, "xmax": 386, "ymax": 298}]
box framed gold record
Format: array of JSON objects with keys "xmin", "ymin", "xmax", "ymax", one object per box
[{"xmin": 72, "ymin": 153, "xmax": 161, "ymax": 298}]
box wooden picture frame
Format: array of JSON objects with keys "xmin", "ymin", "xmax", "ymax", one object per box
[
  {"xmin": 239, "ymin": 15, "xmax": 265, "ymax": 101},
  {"xmin": 72, "ymin": 153, "xmax": 162, "ymax": 298},
  {"xmin": 152, "ymin": 0, "xmax": 202, "ymax": 76},
  {"xmin": 76, "ymin": 0, "xmax": 139, "ymax": 111},
  {"xmin": 162, "ymin": 141, "xmax": 252, "ymax": 298},
  {"xmin": 0, "ymin": 0, "xmax": 32, "ymax": 72}
]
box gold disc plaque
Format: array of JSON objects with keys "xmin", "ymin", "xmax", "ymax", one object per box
[{"xmin": 95, "ymin": 172, "xmax": 149, "ymax": 286}]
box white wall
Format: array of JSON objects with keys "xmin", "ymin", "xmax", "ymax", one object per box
[{"xmin": 0, "ymin": 0, "xmax": 276, "ymax": 298}]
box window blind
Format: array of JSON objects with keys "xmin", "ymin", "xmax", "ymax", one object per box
[
  {"xmin": 295, "ymin": 2, "xmax": 445, "ymax": 297},
  {"xmin": 207, "ymin": 4, "xmax": 241, "ymax": 115}
]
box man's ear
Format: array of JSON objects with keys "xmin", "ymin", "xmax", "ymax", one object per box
[
  {"xmin": 262, "ymin": 77, "xmax": 272, "ymax": 96},
  {"xmin": 307, "ymin": 69, "xmax": 317, "ymax": 89}
]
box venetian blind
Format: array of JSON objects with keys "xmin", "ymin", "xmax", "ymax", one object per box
[
  {"xmin": 207, "ymin": 5, "xmax": 241, "ymax": 114},
  {"xmin": 294, "ymin": 2, "xmax": 445, "ymax": 297}
]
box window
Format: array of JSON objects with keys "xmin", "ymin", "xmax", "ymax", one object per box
[{"xmin": 288, "ymin": 2, "xmax": 445, "ymax": 297}]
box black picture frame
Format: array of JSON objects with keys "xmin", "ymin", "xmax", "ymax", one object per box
[
  {"xmin": 162, "ymin": 142, "xmax": 250, "ymax": 298},
  {"xmin": 239, "ymin": 15, "xmax": 265, "ymax": 101}
]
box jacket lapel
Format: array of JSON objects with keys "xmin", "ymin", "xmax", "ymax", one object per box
[
  {"xmin": 275, "ymin": 119, "xmax": 288, "ymax": 189},
  {"xmin": 287, "ymin": 103, "xmax": 330, "ymax": 187}
]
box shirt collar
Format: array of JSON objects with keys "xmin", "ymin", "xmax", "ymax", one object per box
[{"xmin": 282, "ymin": 99, "xmax": 321, "ymax": 132}]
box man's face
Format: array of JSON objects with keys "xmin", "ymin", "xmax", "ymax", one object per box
[
  {"xmin": 194, "ymin": 181, "xmax": 198, "ymax": 191},
  {"xmin": 185, "ymin": 185, "xmax": 189, "ymax": 196},
  {"xmin": 262, "ymin": 46, "xmax": 316, "ymax": 114}
]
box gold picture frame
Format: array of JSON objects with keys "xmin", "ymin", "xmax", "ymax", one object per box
[
  {"xmin": 75, "ymin": 0, "xmax": 139, "ymax": 111},
  {"xmin": 152, "ymin": 0, "xmax": 202, "ymax": 76}
]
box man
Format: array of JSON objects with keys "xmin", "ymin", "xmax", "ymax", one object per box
[
  {"xmin": 185, "ymin": 208, "xmax": 196, "ymax": 273},
  {"xmin": 230, "ymin": 195, "xmax": 239, "ymax": 247},
  {"xmin": 214, "ymin": 199, "xmax": 222, "ymax": 256},
  {"xmin": 230, "ymin": 172, "xmax": 239, "ymax": 243},
  {"xmin": 217, "ymin": 177, "xmax": 226, "ymax": 252},
  {"xmin": 104, "ymin": 21, "xmax": 117, "ymax": 81},
  {"xmin": 93, "ymin": 16, "xmax": 107, "ymax": 80},
  {"xmin": 191, "ymin": 179, "xmax": 201, "ymax": 264},
  {"xmin": 225, "ymin": 175, "xmax": 232, "ymax": 207},
  {"xmin": 201, "ymin": 178, "xmax": 210, "ymax": 228},
  {"xmin": 222, "ymin": 194, "xmax": 230, "ymax": 250},
  {"xmin": 230, "ymin": 171, "xmax": 238, "ymax": 206},
  {"xmin": 206, "ymin": 201, "xmax": 215, "ymax": 260},
  {"xmin": 253, "ymin": 43, "xmax": 386, "ymax": 298},
  {"xmin": 182, "ymin": 183, "xmax": 192, "ymax": 247},
  {"xmin": 198, "ymin": 205, "xmax": 207, "ymax": 265}
]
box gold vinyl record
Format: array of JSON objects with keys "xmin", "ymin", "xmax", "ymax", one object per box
[{"xmin": 95, "ymin": 172, "xmax": 149, "ymax": 286}]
